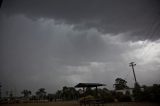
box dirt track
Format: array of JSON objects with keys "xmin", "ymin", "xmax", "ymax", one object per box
[{"xmin": 1, "ymin": 101, "xmax": 159, "ymax": 106}]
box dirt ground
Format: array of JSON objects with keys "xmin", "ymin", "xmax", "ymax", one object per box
[{"xmin": 1, "ymin": 101, "xmax": 159, "ymax": 106}]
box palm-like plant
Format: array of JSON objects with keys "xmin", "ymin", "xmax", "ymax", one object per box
[
  {"xmin": 36, "ymin": 88, "xmax": 46, "ymax": 100},
  {"xmin": 21, "ymin": 90, "xmax": 31, "ymax": 98}
]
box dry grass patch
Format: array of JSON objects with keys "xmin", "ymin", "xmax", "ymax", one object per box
[{"xmin": 1, "ymin": 102, "xmax": 159, "ymax": 106}]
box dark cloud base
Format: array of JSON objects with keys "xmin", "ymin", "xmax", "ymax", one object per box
[{"xmin": 1, "ymin": 0, "xmax": 160, "ymax": 41}]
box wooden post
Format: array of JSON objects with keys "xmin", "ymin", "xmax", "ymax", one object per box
[
  {"xmin": 83, "ymin": 87, "xmax": 86, "ymax": 106},
  {"xmin": 96, "ymin": 86, "xmax": 98, "ymax": 98}
]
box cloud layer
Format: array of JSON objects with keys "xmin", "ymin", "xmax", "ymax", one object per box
[
  {"xmin": 0, "ymin": 0, "xmax": 160, "ymax": 96},
  {"xmin": 2, "ymin": 0, "xmax": 160, "ymax": 40}
]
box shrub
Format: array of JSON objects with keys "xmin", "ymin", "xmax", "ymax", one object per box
[
  {"xmin": 118, "ymin": 95, "xmax": 131, "ymax": 102},
  {"xmin": 103, "ymin": 95, "xmax": 114, "ymax": 103},
  {"xmin": 79, "ymin": 95, "xmax": 94, "ymax": 102}
]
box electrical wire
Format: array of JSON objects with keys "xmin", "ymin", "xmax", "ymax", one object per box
[{"xmin": 140, "ymin": 14, "xmax": 160, "ymax": 57}]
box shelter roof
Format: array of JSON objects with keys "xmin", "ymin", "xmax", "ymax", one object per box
[{"xmin": 75, "ymin": 83, "xmax": 106, "ymax": 88}]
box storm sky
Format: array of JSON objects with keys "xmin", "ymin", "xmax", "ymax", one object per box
[{"xmin": 0, "ymin": 0, "xmax": 160, "ymax": 96}]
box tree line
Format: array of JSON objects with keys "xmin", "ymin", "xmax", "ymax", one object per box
[{"xmin": 2, "ymin": 78, "xmax": 160, "ymax": 103}]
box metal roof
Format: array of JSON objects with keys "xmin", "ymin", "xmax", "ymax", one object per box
[{"xmin": 75, "ymin": 83, "xmax": 106, "ymax": 88}]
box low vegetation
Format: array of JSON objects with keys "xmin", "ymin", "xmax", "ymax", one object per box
[{"xmin": 1, "ymin": 78, "xmax": 160, "ymax": 104}]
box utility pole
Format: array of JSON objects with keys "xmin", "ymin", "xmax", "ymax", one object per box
[{"xmin": 129, "ymin": 62, "xmax": 137, "ymax": 84}]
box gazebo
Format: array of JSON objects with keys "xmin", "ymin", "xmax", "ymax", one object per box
[
  {"xmin": 75, "ymin": 83, "xmax": 106, "ymax": 106},
  {"xmin": 75, "ymin": 83, "xmax": 105, "ymax": 97}
]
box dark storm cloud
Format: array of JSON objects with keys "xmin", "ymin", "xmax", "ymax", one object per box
[
  {"xmin": 0, "ymin": 15, "xmax": 125, "ymax": 68},
  {"xmin": 0, "ymin": 15, "xmax": 130, "ymax": 94},
  {"xmin": 1, "ymin": 0, "xmax": 160, "ymax": 96},
  {"xmin": 1, "ymin": 0, "xmax": 160, "ymax": 41}
]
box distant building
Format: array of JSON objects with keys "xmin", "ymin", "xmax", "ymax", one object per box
[{"xmin": 115, "ymin": 88, "xmax": 133, "ymax": 95}]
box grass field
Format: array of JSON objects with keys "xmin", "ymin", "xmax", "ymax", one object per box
[{"xmin": 1, "ymin": 101, "xmax": 159, "ymax": 106}]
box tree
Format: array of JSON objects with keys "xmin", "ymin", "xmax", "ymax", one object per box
[
  {"xmin": 133, "ymin": 82, "xmax": 142, "ymax": 101},
  {"xmin": 150, "ymin": 84, "xmax": 160, "ymax": 102},
  {"xmin": 62, "ymin": 86, "xmax": 78, "ymax": 100},
  {"xmin": 56, "ymin": 90, "xmax": 62, "ymax": 99},
  {"xmin": 55, "ymin": 86, "xmax": 79, "ymax": 100},
  {"xmin": 62, "ymin": 86, "xmax": 68, "ymax": 100},
  {"xmin": 21, "ymin": 90, "xmax": 32, "ymax": 98},
  {"xmin": 114, "ymin": 78, "xmax": 128, "ymax": 90},
  {"xmin": 47, "ymin": 94, "xmax": 56, "ymax": 102},
  {"xmin": 85, "ymin": 87, "xmax": 94, "ymax": 96},
  {"xmin": 134, "ymin": 84, "xmax": 160, "ymax": 102},
  {"xmin": 69, "ymin": 87, "xmax": 78, "ymax": 100},
  {"xmin": 36, "ymin": 88, "xmax": 46, "ymax": 100}
]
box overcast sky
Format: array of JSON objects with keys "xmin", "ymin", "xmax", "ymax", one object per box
[{"xmin": 0, "ymin": 0, "xmax": 160, "ymax": 96}]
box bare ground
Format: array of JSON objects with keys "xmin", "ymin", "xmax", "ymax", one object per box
[{"xmin": 1, "ymin": 101, "xmax": 159, "ymax": 106}]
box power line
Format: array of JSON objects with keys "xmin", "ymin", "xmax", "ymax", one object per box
[
  {"xmin": 124, "ymin": 68, "xmax": 132, "ymax": 81},
  {"xmin": 143, "ymin": 22, "xmax": 160, "ymax": 57},
  {"xmin": 141, "ymin": 14, "xmax": 160, "ymax": 57},
  {"xmin": 140, "ymin": 14, "xmax": 159, "ymax": 47}
]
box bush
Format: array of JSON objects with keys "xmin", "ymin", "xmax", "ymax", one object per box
[
  {"xmin": 79, "ymin": 95, "xmax": 95, "ymax": 102},
  {"xmin": 118, "ymin": 95, "xmax": 131, "ymax": 102},
  {"xmin": 103, "ymin": 95, "xmax": 114, "ymax": 103}
]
